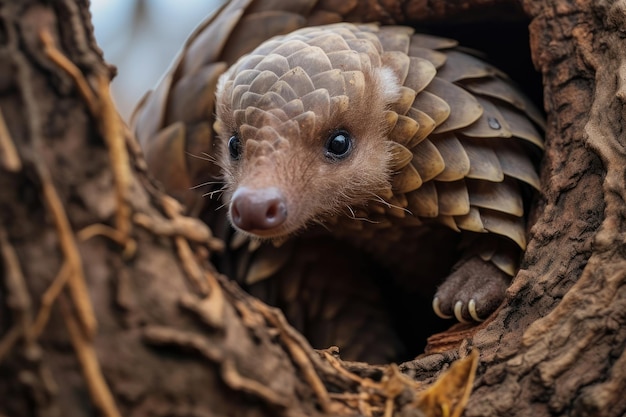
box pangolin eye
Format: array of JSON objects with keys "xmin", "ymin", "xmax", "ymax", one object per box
[
  {"xmin": 325, "ymin": 130, "xmax": 352, "ymax": 160},
  {"xmin": 228, "ymin": 134, "xmax": 242, "ymax": 160}
]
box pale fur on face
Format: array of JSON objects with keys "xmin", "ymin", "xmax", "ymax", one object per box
[{"xmin": 214, "ymin": 56, "xmax": 401, "ymax": 239}]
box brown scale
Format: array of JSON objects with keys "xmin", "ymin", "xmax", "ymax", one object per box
[{"xmin": 132, "ymin": 0, "xmax": 543, "ymax": 363}]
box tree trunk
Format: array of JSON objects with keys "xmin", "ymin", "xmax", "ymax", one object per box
[{"xmin": 0, "ymin": 1, "xmax": 624, "ymax": 417}]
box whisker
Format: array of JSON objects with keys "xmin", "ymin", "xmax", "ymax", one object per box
[
  {"xmin": 190, "ymin": 180, "xmax": 224, "ymax": 190},
  {"xmin": 344, "ymin": 204, "xmax": 380, "ymax": 224},
  {"xmin": 311, "ymin": 219, "xmax": 332, "ymax": 233},
  {"xmin": 346, "ymin": 205, "xmax": 357, "ymax": 219},
  {"xmin": 367, "ymin": 191, "xmax": 413, "ymax": 216},
  {"xmin": 186, "ymin": 151, "xmax": 219, "ymax": 164},
  {"xmin": 202, "ymin": 189, "xmax": 225, "ymax": 199},
  {"xmin": 214, "ymin": 201, "xmax": 229, "ymax": 211},
  {"xmin": 345, "ymin": 206, "xmax": 380, "ymax": 224}
]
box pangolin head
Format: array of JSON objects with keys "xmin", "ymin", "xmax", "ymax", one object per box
[{"xmin": 214, "ymin": 24, "xmax": 401, "ymax": 239}]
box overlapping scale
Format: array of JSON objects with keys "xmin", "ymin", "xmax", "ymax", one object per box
[
  {"xmin": 495, "ymin": 102, "xmax": 544, "ymax": 149},
  {"xmin": 134, "ymin": 8, "xmax": 545, "ymax": 286},
  {"xmin": 461, "ymin": 138, "xmax": 504, "ymax": 182},
  {"xmin": 409, "ymin": 33, "xmax": 458, "ymax": 50},
  {"xmin": 286, "ymin": 46, "xmax": 334, "ymax": 74},
  {"xmin": 307, "ymin": 32, "xmax": 351, "ymax": 53},
  {"xmin": 407, "ymin": 45, "xmax": 447, "ymax": 68},
  {"xmin": 479, "ymin": 209, "xmax": 527, "ymax": 249},
  {"xmin": 404, "ymin": 57, "xmax": 437, "ymax": 94},
  {"xmin": 454, "ymin": 207, "xmax": 486, "ymax": 233},
  {"xmin": 436, "ymin": 50, "xmax": 503, "ymax": 83},
  {"xmin": 458, "ymin": 96, "xmax": 512, "ymax": 138},
  {"xmin": 431, "ymin": 133, "xmax": 471, "ymax": 181},
  {"xmin": 382, "ymin": 51, "xmax": 411, "ymax": 85},
  {"xmin": 392, "ymin": 163, "xmax": 423, "ymax": 194},
  {"xmin": 435, "ymin": 180, "xmax": 470, "ymax": 216},
  {"xmin": 375, "ymin": 25, "xmax": 414, "ymax": 53},
  {"xmin": 326, "ymin": 49, "xmax": 363, "ymax": 71},
  {"xmin": 467, "ymin": 177, "xmax": 524, "ymax": 217},
  {"xmin": 427, "ymin": 78, "xmax": 483, "ymax": 134},
  {"xmin": 406, "ymin": 181, "xmax": 438, "ymax": 218},
  {"xmin": 460, "ymin": 77, "xmax": 545, "ymax": 129},
  {"xmin": 411, "ymin": 139, "xmax": 446, "ymax": 182},
  {"xmin": 253, "ymin": 50, "xmax": 293, "ymax": 75},
  {"xmin": 388, "ymin": 115, "xmax": 420, "ymax": 147},
  {"xmin": 410, "ymin": 91, "xmax": 451, "ymax": 128},
  {"xmin": 492, "ymin": 140, "xmax": 541, "ymax": 190}
]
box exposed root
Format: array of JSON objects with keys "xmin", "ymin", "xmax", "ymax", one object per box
[
  {"xmin": 0, "ymin": 326, "xmax": 21, "ymax": 363},
  {"xmin": 133, "ymin": 212, "xmax": 223, "ymax": 250},
  {"xmin": 0, "ymin": 226, "xmax": 34, "ymax": 360},
  {"xmin": 39, "ymin": 30, "xmax": 98, "ymax": 115},
  {"xmin": 179, "ymin": 289, "xmax": 225, "ymax": 329},
  {"xmin": 60, "ymin": 298, "xmax": 122, "ymax": 417},
  {"xmin": 38, "ymin": 160, "xmax": 97, "ymax": 338},
  {"xmin": 135, "ymin": 196, "xmax": 228, "ymax": 320},
  {"xmin": 160, "ymin": 194, "xmax": 224, "ymax": 295},
  {"xmin": 176, "ymin": 231, "xmax": 210, "ymax": 294},
  {"xmin": 320, "ymin": 350, "xmax": 422, "ymax": 417},
  {"xmin": 221, "ymin": 357, "xmax": 290, "ymax": 409},
  {"xmin": 1, "ymin": 25, "xmax": 123, "ymax": 417},
  {"xmin": 77, "ymin": 223, "xmax": 137, "ymax": 259},
  {"xmin": 237, "ymin": 298, "xmax": 445, "ymax": 416},
  {"xmin": 29, "ymin": 224, "xmax": 136, "ymax": 341},
  {"xmin": 320, "ymin": 349, "xmax": 374, "ymax": 387},
  {"xmin": 97, "ymin": 74, "xmax": 133, "ymax": 243},
  {"xmin": 30, "ymin": 262, "xmax": 71, "ymax": 340},
  {"xmin": 142, "ymin": 325, "xmax": 223, "ymax": 361},
  {"xmin": 0, "ymin": 108, "xmax": 21, "ymax": 171},
  {"xmin": 40, "ymin": 29, "xmax": 133, "ymax": 250},
  {"xmin": 251, "ymin": 299, "xmax": 336, "ymax": 413}
]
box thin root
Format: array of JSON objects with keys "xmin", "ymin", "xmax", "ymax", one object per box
[
  {"xmin": 253, "ymin": 299, "xmax": 335, "ymax": 414},
  {"xmin": 321, "ymin": 350, "xmax": 369, "ymax": 387},
  {"xmin": 39, "ymin": 30, "xmax": 98, "ymax": 115},
  {"xmin": 0, "ymin": 325, "xmax": 21, "ymax": 363},
  {"xmin": 0, "ymin": 226, "xmax": 34, "ymax": 361},
  {"xmin": 0, "ymin": 107, "xmax": 21, "ymax": 171},
  {"xmin": 39, "ymin": 162, "xmax": 97, "ymax": 338},
  {"xmin": 30, "ymin": 224, "xmax": 136, "ymax": 341},
  {"xmin": 60, "ymin": 298, "xmax": 122, "ymax": 417},
  {"xmin": 40, "ymin": 29, "xmax": 132, "ymax": 247},
  {"xmin": 221, "ymin": 358, "xmax": 289, "ymax": 409},
  {"xmin": 78, "ymin": 223, "xmax": 137, "ymax": 259},
  {"xmin": 133, "ymin": 212, "xmax": 223, "ymax": 251},
  {"xmin": 30, "ymin": 262, "xmax": 71, "ymax": 339},
  {"xmin": 96, "ymin": 74, "xmax": 132, "ymax": 242},
  {"xmin": 160, "ymin": 194, "xmax": 223, "ymax": 295}
]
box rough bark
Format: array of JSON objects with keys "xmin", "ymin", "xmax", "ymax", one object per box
[{"xmin": 0, "ymin": 1, "xmax": 624, "ymax": 417}]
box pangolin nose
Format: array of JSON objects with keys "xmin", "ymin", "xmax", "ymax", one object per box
[{"xmin": 230, "ymin": 186, "xmax": 288, "ymax": 232}]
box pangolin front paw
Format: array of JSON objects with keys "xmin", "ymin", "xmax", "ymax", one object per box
[{"xmin": 432, "ymin": 256, "xmax": 511, "ymax": 323}]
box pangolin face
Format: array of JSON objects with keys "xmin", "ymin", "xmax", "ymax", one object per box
[{"xmin": 214, "ymin": 26, "xmax": 401, "ymax": 239}]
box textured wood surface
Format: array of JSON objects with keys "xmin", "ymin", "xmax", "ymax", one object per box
[{"xmin": 0, "ymin": 0, "xmax": 624, "ymax": 416}]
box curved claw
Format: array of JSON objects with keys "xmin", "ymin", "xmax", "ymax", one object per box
[
  {"xmin": 433, "ymin": 297, "xmax": 453, "ymax": 319},
  {"xmin": 454, "ymin": 300, "xmax": 471, "ymax": 323},
  {"xmin": 468, "ymin": 299, "xmax": 485, "ymax": 322}
]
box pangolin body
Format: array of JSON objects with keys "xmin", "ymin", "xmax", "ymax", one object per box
[{"xmin": 133, "ymin": 2, "xmax": 543, "ymax": 363}]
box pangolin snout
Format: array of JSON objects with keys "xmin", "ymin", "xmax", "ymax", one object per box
[{"xmin": 230, "ymin": 186, "xmax": 288, "ymax": 233}]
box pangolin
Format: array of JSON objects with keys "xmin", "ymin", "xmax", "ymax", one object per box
[{"xmin": 133, "ymin": 1, "xmax": 543, "ymax": 363}]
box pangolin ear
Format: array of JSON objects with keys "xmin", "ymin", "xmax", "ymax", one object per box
[
  {"xmin": 376, "ymin": 66, "xmax": 402, "ymax": 104},
  {"xmin": 215, "ymin": 72, "xmax": 232, "ymax": 106},
  {"xmin": 215, "ymin": 73, "xmax": 235, "ymax": 134}
]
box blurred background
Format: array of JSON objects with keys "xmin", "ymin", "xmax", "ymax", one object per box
[
  {"xmin": 91, "ymin": 0, "xmax": 223, "ymax": 121},
  {"xmin": 90, "ymin": 1, "xmax": 542, "ymax": 123}
]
